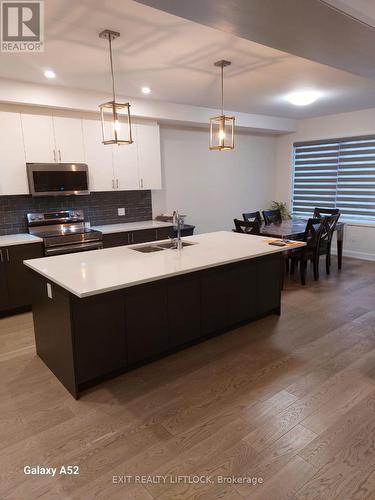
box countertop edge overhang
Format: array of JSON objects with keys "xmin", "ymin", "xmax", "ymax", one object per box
[
  {"xmin": 24, "ymin": 231, "xmax": 305, "ymax": 298},
  {"xmin": 0, "ymin": 234, "xmax": 43, "ymax": 247}
]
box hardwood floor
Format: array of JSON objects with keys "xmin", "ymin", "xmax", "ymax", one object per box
[{"xmin": 1, "ymin": 257, "xmax": 375, "ymax": 499}]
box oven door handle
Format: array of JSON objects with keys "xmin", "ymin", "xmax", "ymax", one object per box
[
  {"xmin": 45, "ymin": 236, "xmax": 101, "ymax": 248},
  {"xmin": 44, "ymin": 241, "xmax": 103, "ymax": 256}
]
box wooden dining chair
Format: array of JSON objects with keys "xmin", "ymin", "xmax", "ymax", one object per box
[
  {"xmin": 242, "ymin": 211, "xmax": 262, "ymax": 223},
  {"xmin": 290, "ymin": 218, "xmax": 326, "ymax": 285},
  {"xmin": 313, "ymin": 207, "xmax": 340, "ymax": 218},
  {"xmin": 233, "ymin": 219, "xmax": 260, "ymax": 235},
  {"xmin": 262, "ymin": 209, "xmax": 282, "ymax": 225},
  {"xmin": 319, "ymin": 214, "xmax": 340, "ymax": 274}
]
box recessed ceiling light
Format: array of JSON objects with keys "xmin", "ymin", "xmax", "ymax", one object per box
[
  {"xmin": 44, "ymin": 70, "xmax": 56, "ymax": 79},
  {"xmin": 141, "ymin": 86, "xmax": 151, "ymax": 94},
  {"xmin": 285, "ymin": 90, "xmax": 321, "ymax": 106}
]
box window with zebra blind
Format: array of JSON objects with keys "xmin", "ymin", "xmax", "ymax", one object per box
[{"xmin": 292, "ymin": 135, "xmax": 375, "ymax": 222}]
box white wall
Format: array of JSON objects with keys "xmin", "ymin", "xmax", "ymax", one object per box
[
  {"xmin": 153, "ymin": 125, "xmax": 277, "ymax": 233},
  {"xmin": 0, "ymin": 78, "xmax": 296, "ymax": 135},
  {"xmin": 274, "ymin": 107, "xmax": 375, "ymax": 261}
]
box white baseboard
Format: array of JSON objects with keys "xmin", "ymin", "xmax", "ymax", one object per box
[{"xmin": 331, "ymin": 249, "xmax": 375, "ymax": 262}]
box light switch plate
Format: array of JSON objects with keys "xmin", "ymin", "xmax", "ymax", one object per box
[{"xmin": 118, "ymin": 208, "xmax": 125, "ymax": 216}]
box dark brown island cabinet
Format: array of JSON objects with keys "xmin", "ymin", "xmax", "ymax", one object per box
[
  {"xmin": 29, "ymin": 252, "xmax": 282, "ymax": 399},
  {"xmin": 0, "ymin": 243, "xmax": 43, "ymax": 314}
]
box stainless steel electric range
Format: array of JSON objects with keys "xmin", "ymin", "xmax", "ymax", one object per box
[{"xmin": 27, "ymin": 210, "xmax": 103, "ymax": 256}]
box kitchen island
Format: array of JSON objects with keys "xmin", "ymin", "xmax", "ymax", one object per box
[{"xmin": 25, "ymin": 231, "xmax": 304, "ymax": 398}]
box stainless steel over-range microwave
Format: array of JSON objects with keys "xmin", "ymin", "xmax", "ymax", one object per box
[{"xmin": 26, "ymin": 163, "xmax": 90, "ymax": 197}]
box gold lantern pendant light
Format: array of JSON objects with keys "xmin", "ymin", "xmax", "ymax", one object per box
[
  {"xmin": 209, "ymin": 60, "xmax": 235, "ymax": 151},
  {"xmin": 99, "ymin": 29, "xmax": 133, "ymax": 145}
]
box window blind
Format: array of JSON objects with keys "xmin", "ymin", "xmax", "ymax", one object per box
[{"xmin": 292, "ymin": 135, "xmax": 375, "ymax": 222}]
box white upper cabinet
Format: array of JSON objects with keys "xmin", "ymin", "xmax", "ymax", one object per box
[
  {"xmin": 136, "ymin": 121, "xmax": 162, "ymax": 190},
  {"xmin": 21, "ymin": 113, "xmax": 85, "ymax": 164},
  {"xmin": 21, "ymin": 113, "xmax": 56, "ymax": 163},
  {"xmin": 1, "ymin": 111, "xmax": 162, "ymax": 195},
  {"xmin": 0, "ymin": 112, "xmax": 29, "ymax": 195},
  {"xmin": 53, "ymin": 116, "xmax": 85, "ymax": 163},
  {"xmin": 82, "ymin": 118, "xmax": 114, "ymax": 192},
  {"xmin": 112, "ymin": 124, "xmax": 139, "ymax": 190}
]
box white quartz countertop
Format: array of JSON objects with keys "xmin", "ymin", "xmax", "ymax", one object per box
[
  {"xmin": 91, "ymin": 220, "xmax": 173, "ymax": 234},
  {"xmin": 24, "ymin": 231, "xmax": 305, "ymax": 298},
  {"xmin": 0, "ymin": 233, "xmax": 43, "ymax": 247}
]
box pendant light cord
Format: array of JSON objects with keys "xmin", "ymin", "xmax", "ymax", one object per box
[
  {"xmin": 221, "ymin": 63, "xmax": 224, "ymax": 116},
  {"xmin": 108, "ymin": 36, "xmax": 116, "ymax": 102}
]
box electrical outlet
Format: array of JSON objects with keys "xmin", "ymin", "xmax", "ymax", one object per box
[{"xmin": 118, "ymin": 208, "xmax": 125, "ymax": 216}]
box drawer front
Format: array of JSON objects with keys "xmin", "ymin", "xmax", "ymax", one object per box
[
  {"xmin": 102, "ymin": 232, "xmax": 130, "ymax": 248},
  {"xmin": 131, "ymin": 229, "xmax": 157, "ymax": 244},
  {"xmin": 156, "ymin": 227, "xmax": 174, "ymax": 241},
  {"xmin": 103, "ymin": 229, "xmax": 158, "ymax": 248}
]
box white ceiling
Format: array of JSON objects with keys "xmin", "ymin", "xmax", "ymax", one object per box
[{"xmin": 1, "ymin": 0, "xmax": 375, "ymax": 119}]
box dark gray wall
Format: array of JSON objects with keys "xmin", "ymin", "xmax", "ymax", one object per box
[{"xmin": 0, "ymin": 190, "xmax": 152, "ymax": 235}]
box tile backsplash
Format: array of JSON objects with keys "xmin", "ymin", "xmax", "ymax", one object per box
[{"xmin": 0, "ymin": 190, "xmax": 152, "ymax": 235}]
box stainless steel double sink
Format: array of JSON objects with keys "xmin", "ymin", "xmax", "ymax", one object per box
[{"xmin": 130, "ymin": 241, "xmax": 196, "ymax": 253}]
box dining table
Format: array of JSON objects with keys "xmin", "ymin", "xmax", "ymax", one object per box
[{"xmin": 259, "ymin": 218, "xmax": 344, "ymax": 269}]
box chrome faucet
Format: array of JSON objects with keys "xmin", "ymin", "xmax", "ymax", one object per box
[{"xmin": 172, "ymin": 210, "xmax": 183, "ymax": 249}]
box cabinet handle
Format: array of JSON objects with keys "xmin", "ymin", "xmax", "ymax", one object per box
[
  {"xmin": 112, "ymin": 179, "xmax": 115, "ymax": 189},
  {"xmin": 132, "ymin": 233, "xmax": 134, "ymax": 243},
  {"xmin": 53, "ymin": 150, "xmax": 57, "ymax": 162},
  {"xmin": 0, "ymin": 249, "xmax": 3, "ymax": 263},
  {"xmin": 58, "ymin": 150, "xmax": 62, "ymax": 162},
  {"xmin": 127, "ymin": 233, "xmax": 130, "ymax": 244},
  {"xmin": 116, "ymin": 178, "xmax": 119, "ymax": 189},
  {"xmin": 140, "ymin": 178, "xmax": 144, "ymax": 189},
  {"xmin": 5, "ymin": 249, "xmax": 9, "ymax": 262}
]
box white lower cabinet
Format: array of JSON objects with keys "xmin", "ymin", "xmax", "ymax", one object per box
[{"xmin": 0, "ymin": 112, "xmax": 29, "ymax": 195}]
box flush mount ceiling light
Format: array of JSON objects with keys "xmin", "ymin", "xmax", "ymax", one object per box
[
  {"xmin": 99, "ymin": 29, "xmax": 133, "ymax": 146},
  {"xmin": 209, "ymin": 60, "xmax": 235, "ymax": 151},
  {"xmin": 285, "ymin": 90, "xmax": 321, "ymax": 106},
  {"xmin": 141, "ymin": 86, "xmax": 151, "ymax": 94},
  {"xmin": 44, "ymin": 70, "xmax": 56, "ymax": 79}
]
